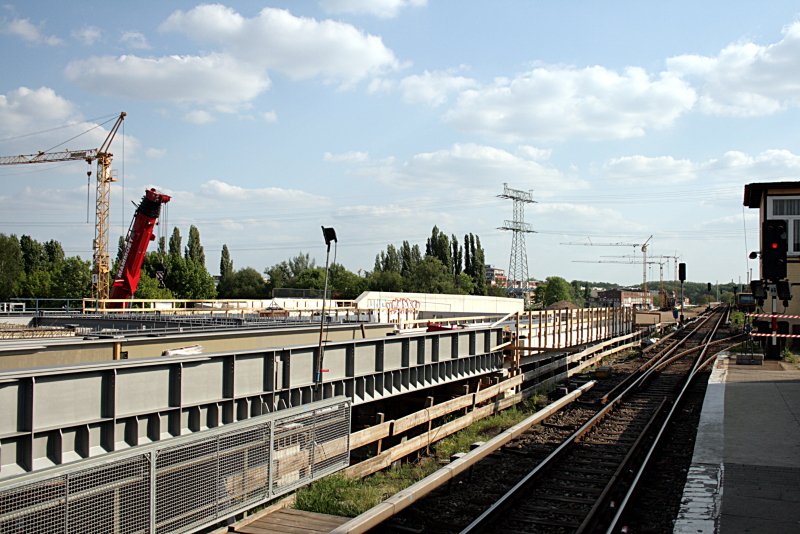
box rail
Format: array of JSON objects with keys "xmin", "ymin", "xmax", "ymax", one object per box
[
  {"xmin": 605, "ymin": 307, "xmax": 741, "ymax": 532},
  {"xmin": 459, "ymin": 307, "xmax": 725, "ymax": 533}
]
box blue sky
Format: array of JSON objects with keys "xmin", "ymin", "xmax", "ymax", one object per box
[{"xmin": 2, "ymin": 1, "xmax": 800, "ymax": 287}]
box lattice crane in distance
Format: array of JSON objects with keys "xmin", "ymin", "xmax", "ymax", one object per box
[
  {"xmin": 0, "ymin": 112, "xmax": 126, "ymax": 301},
  {"xmin": 561, "ymin": 235, "xmax": 653, "ymax": 291}
]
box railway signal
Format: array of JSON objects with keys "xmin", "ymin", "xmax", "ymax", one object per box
[{"xmin": 761, "ymin": 219, "xmax": 788, "ymax": 281}]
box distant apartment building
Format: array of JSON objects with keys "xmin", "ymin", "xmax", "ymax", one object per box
[
  {"xmin": 597, "ymin": 289, "xmax": 653, "ymax": 309},
  {"xmin": 485, "ymin": 265, "xmax": 508, "ymax": 287}
]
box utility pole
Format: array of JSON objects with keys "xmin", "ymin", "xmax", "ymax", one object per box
[{"xmin": 498, "ymin": 183, "xmax": 535, "ymax": 296}]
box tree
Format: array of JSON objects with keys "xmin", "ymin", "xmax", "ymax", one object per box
[
  {"xmin": 329, "ymin": 264, "xmax": 368, "ymax": 299},
  {"xmin": 0, "ymin": 234, "xmax": 24, "ymax": 300},
  {"xmin": 288, "ymin": 252, "xmax": 315, "ymax": 277},
  {"xmin": 220, "ymin": 244, "xmax": 233, "ymax": 279},
  {"xmin": 112, "ymin": 235, "xmax": 126, "ymax": 277},
  {"xmin": 464, "ymin": 233, "xmax": 472, "ymax": 279},
  {"xmin": 367, "ymin": 270, "xmax": 404, "ymax": 292},
  {"xmin": 217, "ymin": 268, "xmax": 267, "ymax": 299},
  {"xmin": 452, "ymin": 234, "xmax": 463, "ymax": 277},
  {"xmin": 294, "ymin": 267, "xmax": 326, "ymax": 291},
  {"xmin": 52, "ymin": 257, "xmax": 91, "ymax": 298},
  {"xmin": 400, "ymin": 241, "xmax": 414, "ymax": 278},
  {"xmin": 20, "ymin": 235, "xmax": 46, "ymax": 274},
  {"xmin": 376, "ymin": 244, "xmax": 401, "ymax": 273},
  {"xmin": 43, "ymin": 240, "xmax": 65, "ymax": 266},
  {"xmin": 168, "ymin": 227, "xmax": 182, "ymax": 260},
  {"xmin": 570, "ymin": 280, "xmax": 585, "ymax": 307},
  {"xmin": 471, "ymin": 235, "xmax": 487, "ymax": 295},
  {"xmin": 185, "ymin": 225, "xmax": 205, "ymax": 265},
  {"xmin": 21, "ymin": 269, "xmax": 52, "ymax": 298},
  {"xmin": 167, "ymin": 258, "xmax": 216, "ymax": 299},
  {"xmin": 264, "ymin": 252, "xmax": 316, "ymax": 292},
  {"xmin": 536, "ymin": 276, "xmax": 575, "ymax": 307},
  {"xmin": 425, "ymin": 226, "xmax": 452, "ymax": 275},
  {"xmin": 135, "ymin": 274, "xmax": 174, "ymax": 299},
  {"xmin": 408, "ymin": 256, "xmax": 455, "ymax": 293}
]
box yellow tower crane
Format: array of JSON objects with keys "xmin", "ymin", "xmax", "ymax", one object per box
[{"xmin": 0, "ymin": 112, "xmax": 126, "ymax": 301}]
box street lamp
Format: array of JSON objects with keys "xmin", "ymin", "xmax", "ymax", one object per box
[{"xmin": 316, "ymin": 227, "xmax": 337, "ymax": 391}]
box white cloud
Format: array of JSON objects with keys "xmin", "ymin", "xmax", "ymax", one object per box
[
  {"xmin": 160, "ymin": 5, "xmax": 400, "ymax": 87},
  {"xmin": 145, "ymin": 147, "xmax": 166, "ymax": 159},
  {"xmin": 0, "ymin": 87, "xmax": 140, "ymax": 157},
  {"xmin": 704, "ymin": 149, "xmax": 800, "ymax": 181},
  {"xmin": 2, "ymin": 18, "xmax": 61, "ymax": 45},
  {"xmin": 120, "ymin": 31, "xmax": 150, "ymax": 50},
  {"xmin": 324, "ymin": 150, "xmax": 369, "ymax": 163},
  {"xmin": 0, "ymin": 86, "xmax": 76, "ymax": 136},
  {"xmin": 65, "ymin": 53, "xmax": 269, "ymax": 104},
  {"xmin": 344, "ymin": 143, "xmax": 587, "ymax": 195},
  {"xmin": 334, "ymin": 204, "xmax": 414, "ymax": 218},
  {"xmin": 399, "ymin": 69, "xmax": 478, "ymax": 106},
  {"xmin": 199, "ymin": 179, "xmax": 327, "ymax": 205},
  {"xmin": 319, "ymin": 0, "xmax": 427, "ymax": 19},
  {"xmin": 533, "ymin": 202, "xmax": 642, "ymax": 232},
  {"xmin": 261, "ymin": 110, "xmax": 278, "ymax": 123},
  {"xmin": 516, "ymin": 145, "xmax": 552, "ymax": 161},
  {"xmin": 604, "ymin": 155, "xmax": 697, "ymax": 185},
  {"xmin": 184, "ymin": 110, "xmax": 214, "ymax": 124},
  {"xmin": 444, "ymin": 65, "xmax": 696, "ymax": 142},
  {"xmin": 599, "ymin": 149, "xmax": 800, "ymax": 189},
  {"xmin": 667, "ymin": 22, "xmax": 800, "ymax": 116},
  {"xmin": 72, "ymin": 26, "xmax": 102, "ymax": 46}
]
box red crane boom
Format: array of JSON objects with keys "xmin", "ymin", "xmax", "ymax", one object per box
[{"xmin": 109, "ymin": 188, "xmax": 171, "ymax": 304}]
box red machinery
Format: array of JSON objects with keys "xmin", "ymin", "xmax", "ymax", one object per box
[{"xmin": 109, "ymin": 188, "xmax": 171, "ymax": 305}]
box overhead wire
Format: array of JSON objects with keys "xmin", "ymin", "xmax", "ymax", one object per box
[{"xmin": 0, "ymin": 112, "xmax": 119, "ymax": 144}]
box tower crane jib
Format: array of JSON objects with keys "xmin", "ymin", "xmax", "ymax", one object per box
[{"xmin": 0, "ymin": 112, "xmax": 126, "ymax": 301}]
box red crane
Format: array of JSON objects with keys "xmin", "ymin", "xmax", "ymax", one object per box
[{"xmin": 109, "ymin": 188, "xmax": 171, "ymax": 305}]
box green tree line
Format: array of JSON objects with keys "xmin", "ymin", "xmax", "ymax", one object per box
[
  {"xmin": 0, "ymin": 225, "xmax": 496, "ymax": 301},
  {"xmin": 3, "ymin": 226, "xmax": 735, "ymax": 304}
]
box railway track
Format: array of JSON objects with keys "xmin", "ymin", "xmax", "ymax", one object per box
[
  {"xmin": 379, "ymin": 307, "xmax": 741, "ymax": 534},
  {"xmin": 461, "ymin": 307, "xmax": 731, "ymax": 534}
]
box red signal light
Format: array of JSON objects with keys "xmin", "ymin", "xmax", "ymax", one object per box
[{"xmin": 772, "ymin": 242, "xmax": 779, "ymax": 249}]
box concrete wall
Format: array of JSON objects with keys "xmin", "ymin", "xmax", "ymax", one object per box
[{"xmin": 355, "ymin": 291, "xmax": 524, "ymax": 323}]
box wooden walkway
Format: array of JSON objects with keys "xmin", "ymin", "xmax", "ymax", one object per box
[{"xmin": 231, "ymin": 508, "xmax": 350, "ymax": 534}]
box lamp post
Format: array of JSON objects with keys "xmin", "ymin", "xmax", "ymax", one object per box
[{"xmin": 316, "ymin": 226, "xmax": 337, "ymax": 394}]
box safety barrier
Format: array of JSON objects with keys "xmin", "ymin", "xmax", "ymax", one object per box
[{"xmin": 0, "ymin": 397, "xmax": 350, "ymax": 534}]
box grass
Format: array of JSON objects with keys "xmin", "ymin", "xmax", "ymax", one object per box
[
  {"xmin": 432, "ymin": 396, "xmax": 542, "ymax": 461},
  {"xmin": 294, "ymin": 460, "xmax": 439, "ymax": 517},
  {"xmin": 293, "ymin": 394, "xmax": 546, "ymax": 517},
  {"xmin": 729, "ymin": 310, "xmax": 745, "ymax": 329}
]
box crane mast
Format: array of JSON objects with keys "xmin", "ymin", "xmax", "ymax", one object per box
[
  {"xmin": 0, "ymin": 112, "xmax": 126, "ymax": 301},
  {"xmin": 109, "ymin": 188, "xmax": 171, "ymax": 305}
]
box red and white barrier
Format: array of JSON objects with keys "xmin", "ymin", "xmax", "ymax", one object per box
[{"xmin": 747, "ymin": 313, "xmax": 800, "ymax": 319}]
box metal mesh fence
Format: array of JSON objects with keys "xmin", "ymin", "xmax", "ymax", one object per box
[
  {"xmin": 271, "ymin": 400, "xmax": 351, "ymax": 496},
  {"xmin": 0, "ymin": 397, "xmax": 349, "ymax": 534}
]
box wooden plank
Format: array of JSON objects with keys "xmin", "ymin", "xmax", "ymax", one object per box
[
  {"xmin": 279, "ymin": 508, "xmax": 349, "ymax": 525},
  {"xmin": 238, "ymin": 525, "xmax": 297, "ymax": 534},
  {"xmin": 253, "ymin": 510, "xmax": 347, "ymax": 532},
  {"xmin": 393, "ymin": 394, "xmax": 473, "ymax": 434},
  {"xmin": 474, "ymin": 373, "xmax": 523, "ymax": 404},
  {"xmin": 229, "ymin": 495, "xmax": 296, "ymax": 531},
  {"xmin": 349, "ymin": 421, "xmax": 391, "ymax": 449},
  {"xmin": 344, "ymin": 404, "xmax": 497, "ymax": 479}
]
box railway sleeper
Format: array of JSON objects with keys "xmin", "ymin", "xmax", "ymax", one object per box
[
  {"xmin": 543, "ymin": 477, "xmax": 606, "ymax": 491},
  {"xmin": 506, "ymin": 516, "xmax": 581, "ymax": 530},
  {"xmin": 518, "ymin": 505, "xmax": 587, "ymax": 517},
  {"xmin": 564, "ymin": 465, "xmax": 620, "ymax": 476},
  {"xmin": 533, "ymin": 494, "xmax": 597, "ymax": 505}
]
